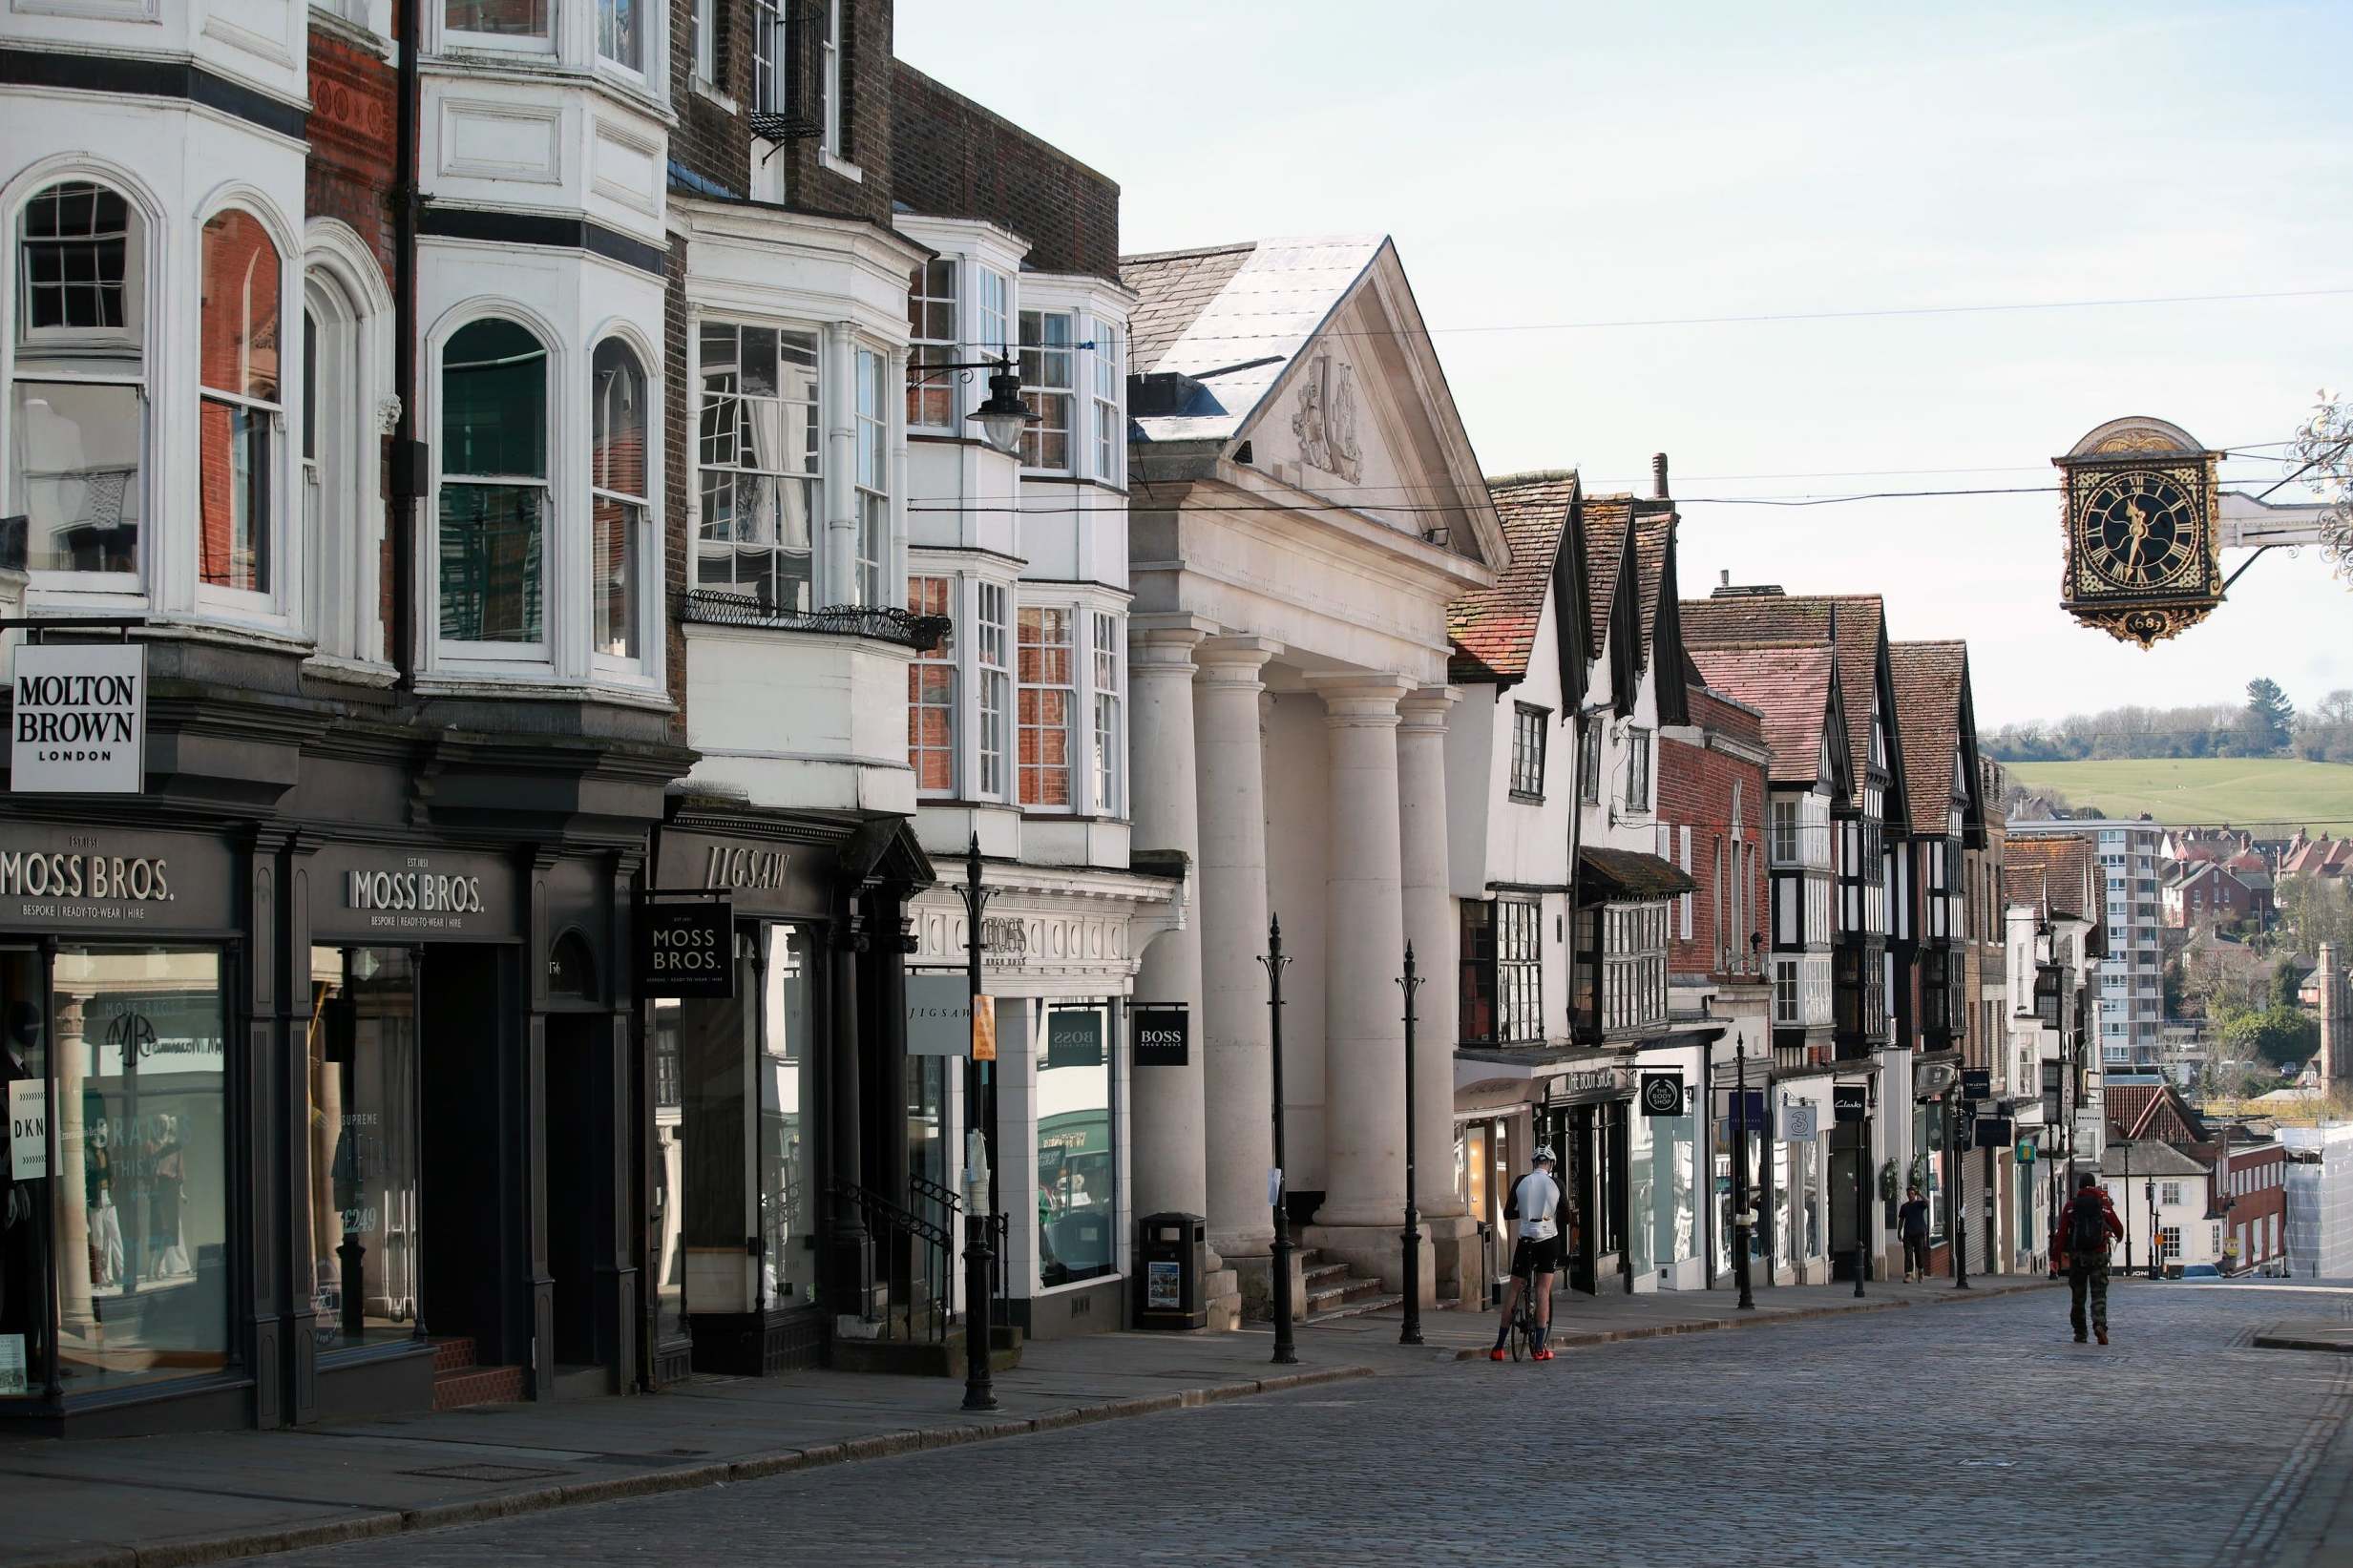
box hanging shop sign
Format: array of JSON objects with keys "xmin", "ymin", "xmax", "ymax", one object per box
[
  {"xmin": 1833, "ymin": 1085, "xmax": 1868, "ymax": 1124},
  {"xmin": 1723, "ymin": 1089, "xmax": 1768, "ymax": 1129},
  {"xmin": 1046, "ymin": 1007, "xmax": 1106, "ymax": 1070},
  {"xmin": 11, "ymin": 642, "xmax": 144, "ymax": 794},
  {"xmin": 1974, "ymin": 1116, "xmax": 2016, "ymax": 1149},
  {"xmin": 906, "ymin": 974, "xmax": 973, "ymax": 1056},
  {"xmin": 637, "ymin": 896, "xmax": 734, "ymax": 999},
  {"xmin": 1961, "ymin": 1068, "xmax": 1992, "ymax": 1100},
  {"xmin": 1133, "ymin": 1005, "xmax": 1189, "ymax": 1068},
  {"xmin": 1778, "ymin": 1100, "xmax": 1819, "ymax": 1142},
  {"xmin": 2015, "ymin": 1137, "xmax": 2038, "ymax": 1166},
  {"xmin": 308, "ymin": 845, "xmax": 513, "ymax": 939},
  {"xmin": 2053, "ymin": 416, "xmax": 2223, "ymax": 649},
  {"xmin": 7, "ymin": 1078, "xmax": 45, "ymax": 1180},
  {"xmin": 1640, "ymin": 1072, "xmax": 1685, "ymax": 1118}
]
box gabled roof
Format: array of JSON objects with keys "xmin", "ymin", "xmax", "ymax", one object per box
[
  {"xmin": 1690, "ymin": 646, "xmax": 1842, "ymax": 788},
  {"xmin": 1888, "ymin": 641, "xmax": 1970, "ymax": 839},
  {"xmin": 1628, "ymin": 500, "xmax": 1691, "ymax": 726},
  {"xmin": 1119, "ymin": 235, "xmax": 1384, "ymax": 445},
  {"xmin": 1681, "ymin": 593, "xmax": 1892, "ymax": 809},
  {"xmin": 2100, "ymin": 1139, "xmax": 2208, "ymax": 1180},
  {"xmin": 1583, "ymin": 496, "xmax": 1634, "ymax": 657},
  {"xmin": 2006, "ymin": 836, "xmax": 2102, "ymax": 922},
  {"xmin": 1451, "ymin": 471, "xmax": 1575, "ymax": 686}
]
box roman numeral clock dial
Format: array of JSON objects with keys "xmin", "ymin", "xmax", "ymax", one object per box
[{"xmin": 2053, "ymin": 418, "xmax": 2223, "ymax": 649}]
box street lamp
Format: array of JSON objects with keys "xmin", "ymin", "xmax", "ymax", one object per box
[
  {"xmin": 908, "ymin": 354, "xmax": 1040, "ymax": 457},
  {"xmin": 958, "ymin": 834, "xmax": 998, "ymax": 1412},
  {"xmin": 2146, "ymin": 1176, "xmax": 2160, "ymax": 1279},
  {"xmin": 1257, "ymin": 915, "xmax": 1298, "ymax": 1365},
  {"xmin": 1732, "ymin": 1031, "xmax": 1755, "ymax": 1310},
  {"xmin": 1950, "ymin": 1083, "xmax": 1971, "ymax": 1291},
  {"xmin": 1397, "ymin": 944, "xmax": 1425, "ymax": 1347}
]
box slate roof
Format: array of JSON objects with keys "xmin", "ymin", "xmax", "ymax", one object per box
[
  {"xmin": 1450, "ymin": 471, "xmax": 1574, "ymax": 685},
  {"xmin": 1690, "ymin": 646, "xmax": 1838, "ymax": 786},
  {"xmin": 1888, "ymin": 641, "xmax": 1968, "ymax": 838},
  {"xmin": 1682, "ymin": 593, "xmax": 1887, "ymax": 788},
  {"xmin": 1118, "ymin": 235, "xmax": 1386, "ymax": 445}
]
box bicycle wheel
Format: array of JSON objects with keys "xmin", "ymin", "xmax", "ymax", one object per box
[{"xmin": 1508, "ymin": 1309, "xmax": 1527, "ymax": 1361}]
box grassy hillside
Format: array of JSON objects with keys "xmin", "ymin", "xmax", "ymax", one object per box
[{"xmin": 2004, "ymin": 758, "xmax": 2353, "ymax": 828}]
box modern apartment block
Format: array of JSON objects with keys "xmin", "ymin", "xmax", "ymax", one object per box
[{"xmin": 2012, "ymin": 819, "xmax": 2164, "ymax": 1073}]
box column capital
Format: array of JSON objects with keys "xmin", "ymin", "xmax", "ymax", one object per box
[
  {"xmin": 1309, "ymin": 671, "xmax": 1412, "ymax": 728},
  {"xmin": 1398, "ymin": 684, "xmax": 1461, "ymax": 733},
  {"xmin": 1130, "ymin": 622, "xmax": 1208, "ymax": 676},
  {"xmin": 1197, "ymin": 635, "xmax": 1283, "ymax": 686}
]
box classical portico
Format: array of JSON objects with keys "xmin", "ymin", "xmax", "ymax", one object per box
[{"xmin": 1122, "ymin": 235, "xmax": 1505, "ymax": 1309}]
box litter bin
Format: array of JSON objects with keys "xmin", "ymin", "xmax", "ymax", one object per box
[{"xmin": 1134, "ymin": 1212, "xmax": 1207, "ymax": 1329}]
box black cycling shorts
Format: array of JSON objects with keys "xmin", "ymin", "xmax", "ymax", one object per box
[{"xmin": 1509, "ymin": 1235, "xmax": 1563, "ymax": 1279}]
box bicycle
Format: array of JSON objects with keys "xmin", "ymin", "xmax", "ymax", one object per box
[{"xmin": 1505, "ymin": 1272, "xmax": 1540, "ymax": 1361}]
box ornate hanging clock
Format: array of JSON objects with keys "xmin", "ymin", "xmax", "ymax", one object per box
[{"xmin": 2053, "ymin": 416, "xmax": 2222, "ymax": 648}]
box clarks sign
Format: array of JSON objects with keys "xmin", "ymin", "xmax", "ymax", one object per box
[{"xmin": 11, "ymin": 643, "xmax": 144, "ymax": 794}]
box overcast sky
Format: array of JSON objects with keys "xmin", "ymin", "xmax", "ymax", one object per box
[{"xmin": 899, "ymin": 0, "xmax": 2353, "ymax": 728}]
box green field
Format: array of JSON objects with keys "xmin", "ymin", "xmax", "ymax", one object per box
[{"xmin": 2004, "ymin": 758, "xmax": 2353, "ymax": 829}]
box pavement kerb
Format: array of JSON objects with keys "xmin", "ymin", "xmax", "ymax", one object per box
[
  {"xmin": 1447, "ymin": 1275, "xmax": 2059, "ymax": 1362},
  {"xmin": 30, "ymin": 1364, "xmax": 1375, "ymax": 1568}
]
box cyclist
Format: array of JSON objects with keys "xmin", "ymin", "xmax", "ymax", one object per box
[{"xmin": 1489, "ymin": 1145, "xmax": 1563, "ymax": 1361}]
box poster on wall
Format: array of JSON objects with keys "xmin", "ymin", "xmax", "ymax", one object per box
[
  {"xmin": 1146, "ymin": 1260, "xmax": 1182, "ymax": 1309},
  {"xmin": 11, "ymin": 641, "xmax": 144, "ymax": 794},
  {"xmin": 972, "ymin": 998, "xmax": 997, "ymax": 1062},
  {"xmin": 7, "ymin": 1078, "xmax": 44, "ymax": 1180},
  {"xmin": 0, "ymin": 1333, "xmax": 24, "ymax": 1396}
]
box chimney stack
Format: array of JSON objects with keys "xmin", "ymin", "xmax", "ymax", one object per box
[
  {"xmin": 1652, "ymin": 452, "xmax": 1670, "ymax": 499},
  {"xmin": 2322, "ymin": 943, "xmax": 2343, "ymax": 1098},
  {"xmin": 1719, "ymin": 569, "xmax": 1730, "ymax": 589}
]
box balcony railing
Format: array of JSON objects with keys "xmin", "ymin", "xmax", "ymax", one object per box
[{"xmin": 682, "ymin": 589, "xmax": 951, "ymax": 651}]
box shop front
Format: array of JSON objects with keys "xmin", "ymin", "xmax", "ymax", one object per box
[
  {"xmin": 1534, "ymin": 1061, "xmax": 1633, "ymax": 1297},
  {"xmin": 1628, "ymin": 1035, "xmax": 1709, "ymax": 1293},
  {"xmin": 645, "ymin": 805, "xmax": 931, "ymax": 1383}
]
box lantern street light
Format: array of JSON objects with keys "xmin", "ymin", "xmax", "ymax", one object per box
[
  {"xmin": 1732, "ymin": 1031, "xmax": 1755, "ymax": 1310},
  {"xmin": 906, "ymin": 352, "xmax": 1069, "ymax": 458},
  {"xmin": 2146, "ymin": 1176, "xmax": 2161, "ymax": 1280},
  {"xmin": 1397, "ymin": 944, "xmax": 1425, "ymax": 1347},
  {"xmin": 1257, "ymin": 915, "xmax": 1298, "ymax": 1365}
]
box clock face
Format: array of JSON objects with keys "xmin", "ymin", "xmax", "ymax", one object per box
[{"xmin": 2077, "ymin": 470, "xmax": 2203, "ymax": 593}]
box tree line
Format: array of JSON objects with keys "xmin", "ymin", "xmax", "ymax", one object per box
[{"xmin": 1985, "ymin": 680, "xmax": 2353, "ymax": 763}]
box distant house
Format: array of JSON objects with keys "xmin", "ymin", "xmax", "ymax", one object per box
[
  {"xmin": 2280, "ymin": 831, "xmax": 2353, "ymax": 884},
  {"xmin": 2163, "ymin": 859, "xmax": 2274, "ymax": 930}
]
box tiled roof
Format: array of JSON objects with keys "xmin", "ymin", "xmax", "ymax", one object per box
[
  {"xmin": 1579, "ymin": 846, "xmax": 1697, "ymax": 901},
  {"xmin": 2282, "ymin": 833, "xmax": 2353, "ymax": 879},
  {"xmin": 1889, "ymin": 641, "xmax": 1968, "ymax": 838},
  {"xmin": 1689, "ymin": 646, "xmax": 1838, "ymax": 785},
  {"xmin": 2005, "ymin": 836, "xmax": 2100, "ymax": 920},
  {"xmin": 1682, "ymin": 593, "xmax": 1886, "ymax": 788},
  {"xmin": 1629, "ymin": 500, "xmax": 1673, "ymax": 659},
  {"xmin": 1117, "ymin": 235, "xmax": 1386, "ymax": 445},
  {"xmin": 1583, "ymin": 495, "xmax": 1633, "ymax": 656},
  {"xmin": 1449, "ymin": 471, "xmax": 1574, "ymax": 685}
]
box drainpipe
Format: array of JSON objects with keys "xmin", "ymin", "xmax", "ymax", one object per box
[{"xmin": 389, "ymin": 0, "xmax": 423, "ymax": 683}]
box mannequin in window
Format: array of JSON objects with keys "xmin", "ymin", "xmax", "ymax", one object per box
[{"xmin": 0, "ymin": 1002, "xmax": 41, "ymax": 1346}]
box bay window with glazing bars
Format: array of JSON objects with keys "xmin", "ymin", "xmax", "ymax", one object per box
[
  {"xmin": 437, "ymin": 317, "xmax": 547, "ymax": 650},
  {"xmin": 197, "ymin": 209, "xmax": 282, "ymax": 598},
  {"xmin": 1460, "ymin": 900, "xmax": 1543, "ymax": 1046},
  {"xmin": 1572, "ymin": 901, "xmax": 1668, "ymax": 1040},
  {"xmin": 907, "ymin": 575, "xmax": 956, "ymax": 794},
  {"xmin": 590, "ymin": 339, "xmax": 648, "ymax": 662},
  {"xmin": 1019, "ymin": 308, "xmax": 1074, "ymax": 470},
  {"xmin": 696, "ymin": 323, "xmax": 818, "ymax": 613}
]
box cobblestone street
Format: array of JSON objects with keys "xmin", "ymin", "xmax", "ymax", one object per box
[{"xmin": 269, "ymin": 1282, "xmax": 2353, "ymax": 1568}]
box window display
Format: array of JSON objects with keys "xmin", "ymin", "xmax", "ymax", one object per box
[
  {"xmin": 0, "ymin": 949, "xmax": 45, "ymax": 1394},
  {"xmin": 1036, "ymin": 1001, "xmax": 1114, "ymax": 1287},
  {"xmin": 651, "ymin": 997, "xmax": 686, "ymax": 1347},
  {"xmin": 302, "ymin": 947, "xmax": 420, "ymax": 1351},
  {"xmin": 757, "ymin": 926, "xmax": 816, "ymax": 1309}
]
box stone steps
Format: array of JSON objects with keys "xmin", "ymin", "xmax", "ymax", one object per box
[
  {"xmin": 429, "ymin": 1336, "xmax": 526, "ymax": 1411},
  {"xmin": 1304, "ymin": 1290, "xmax": 1404, "ymax": 1325}
]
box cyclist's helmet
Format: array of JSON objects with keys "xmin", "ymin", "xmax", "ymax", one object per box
[{"xmin": 1531, "ymin": 1145, "xmax": 1556, "ymax": 1165}]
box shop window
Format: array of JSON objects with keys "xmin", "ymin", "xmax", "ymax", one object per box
[
  {"xmin": 590, "ymin": 338, "xmax": 650, "ymax": 663},
  {"xmin": 650, "ymin": 998, "xmax": 685, "ymax": 1348},
  {"xmin": 853, "ymin": 347, "xmax": 887, "ymax": 606},
  {"xmin": 1018, "ymin": 605, "xmax": 1074, "ymax": 808},
  {"xmin": 1018, "ymin": 309, "xmax": 1074, "ymax": 471},
  {"xmin": 303, "ymin": 947, "xmax": 419, "ymax": 1353},
  {"xmin": 198, "ymin": 210, "xmax": 282, "ymax": 597},
  {"xmin": 907, "ymin": 575, "xmax": 956, "ymax": 795},
  {"xmin": 1036, "ymin": 1002, "xmax": 1116, "ymax": 1288},
  {"xmin": 45, "ymin": 947, "xmax": 232, "ymax": 1394},
  {"xmin": 10, "ymin": 179, "xmax": 146, "ymax": 578},
  {"xmin": 437, "ymin": 317, "xmax": 547, "ymax": 651},
  {"xmin": 1091, "ymin": 324, "xmax": 1123, "ymax": 483},
  {"xmin": 757, "ymin": 927, "xmax": 816, "ymax": 1309},
  {"xmin": 1091, "ymin": 611, "xmax": 1123, "ymax": 817},
  {"xmin": 697, "ymin": 322, "xmax": 819, "ymax": 612},
  {"xmin": 906, "ymin": 260, "xmax": 956, "ymax": 429}
]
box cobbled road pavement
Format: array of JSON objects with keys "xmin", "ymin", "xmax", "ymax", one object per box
[{"xmin": 270, "ymin": 1281, "xmax": 2353, "ymax": 1568}]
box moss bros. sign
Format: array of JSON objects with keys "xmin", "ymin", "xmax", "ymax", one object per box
[
  {"xmin": 636, "ymin": 896, "xmax": 734, "ymax": 999},
  {"xmin": 11, "ymin": 643, "xmax": 144, "ymax": 794}
]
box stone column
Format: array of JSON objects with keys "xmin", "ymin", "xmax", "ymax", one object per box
[
  {"xmin": 1195, "ymin": 636, "xmax": 1281, "ymax": 1262},
  {"xmin": 1127, "ymin": 620, "xmax": 1209, "ymax": 1231},
  {"xmin": 822, "ymin": 321, "xmax": 858, "ymax": 609},
  {"xmin": 1397, "ymin": 686, "xmax": 1460, "ymax": 1224},
  {"xmin": 1310, "ymin": 674, "xmax": 1412, "ymax": 1236}
]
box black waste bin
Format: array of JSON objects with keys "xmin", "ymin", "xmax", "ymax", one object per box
[{"xmin": 1134, "ymin": 1212, "xmax": 1207, "ymax": 1329}]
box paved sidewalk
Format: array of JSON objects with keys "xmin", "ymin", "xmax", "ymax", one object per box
[{"xmin": 0, "ymin": 1272, "xmax": 2056, "ymax": 1568}]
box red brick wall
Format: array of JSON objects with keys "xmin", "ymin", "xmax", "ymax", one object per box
[{"xmin": 1661, "ymin": 716, "xmax": 1768, "ymax": 981}]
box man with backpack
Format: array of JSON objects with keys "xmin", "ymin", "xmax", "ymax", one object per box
[{"xmin": 2056, "ymin": 1170, "xmax": 2126, "ymax": 1345}]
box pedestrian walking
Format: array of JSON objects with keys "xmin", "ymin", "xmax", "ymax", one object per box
[
  {"xmin": 1899, "ymin": 1183, "xmax": 1931, "ymax": 1283},
  {"xmin": 2055, "ymin": 1171, "xmax": 2125, "ymax": 1346}
]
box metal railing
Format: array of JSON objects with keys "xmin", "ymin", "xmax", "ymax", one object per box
[
  {"xmin": 831, "ymin": 1180, "xmax": 953, "ymax": 1344},
  {"xmin": 679, "ymin": 589, "xmax": 951, "ymax": 650},
  {"xmin": 908, "ymin": 1174, "xmax": 1014, "ymax": 1329}
]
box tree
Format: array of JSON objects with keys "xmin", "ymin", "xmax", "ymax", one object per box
[
  {"xmin": 2277, "ymin": 876, "xmax": 2353, "ymax": 959},
  {"xmin": 2291, "ymin": 392, "xmax": 2353, "ymax": 586},
  {"xmin": 2244, "ymin": 678, "xmax": 2295, "ymax": 755},
  {"xmin": 2217, "ymin": 1002, "xmax": 2320, "ymax": 1071}
]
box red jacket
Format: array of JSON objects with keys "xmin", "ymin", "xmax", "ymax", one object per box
[{"xmin": 2054, "ymin": 1184, "xmax": 2126, "ymax": 1266}]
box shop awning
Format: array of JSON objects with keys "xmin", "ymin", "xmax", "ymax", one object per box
[{"xmin": 1577, "ymin": 846, "xmax": 1696, "ymax": 902}]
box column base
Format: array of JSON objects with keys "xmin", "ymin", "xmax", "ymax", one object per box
[
  {"xmin": 1231, "ymin": 1251, "xmax": 1307, "ymax": 1324},
  {"xmin": 1209, "ymin": 1225, "xmax": 1272, "ymax": 1264},
  {"xmin": 1421, "ymin": 1214, "xmax": 1480, "ymax": 1306},
  {"xmin": 1300, "ymin": 1222, "xmax": 1437, "ymax": 1306}
]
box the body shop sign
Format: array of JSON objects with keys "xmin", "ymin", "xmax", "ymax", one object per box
[{"xmin": 11, "ymin": 642, "xmax": 144, "ymax": 794}]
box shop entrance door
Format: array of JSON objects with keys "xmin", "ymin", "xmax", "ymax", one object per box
[
  {"xmin": 1553, "ymin": 1105, "xmax": 1600, "ymax": 1296},
  {"xmin": 1829, "ymin": 1119, "xmax": 1865, "ymax": 1283},
  {"xmin": 417, "ymin": 946, "xmax": 526, "ymax": 1374}
]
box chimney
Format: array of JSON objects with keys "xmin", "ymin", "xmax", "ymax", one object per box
[
  {"xmin": 2321, "ymin": 943, "xmax": 2342, "ymax": 1098},
  {"xmin": 1652, "ymin": 452, "xmax": 1670, "ymax": 499},
  {"xmin": 1719, "ymin": 569, "xmax": 1730, "ymax": 589}
]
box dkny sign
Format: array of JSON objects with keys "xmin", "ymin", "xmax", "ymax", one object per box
[{"xmin": 11, "ymin": 642, "xmax": 144, "ymax": 794}]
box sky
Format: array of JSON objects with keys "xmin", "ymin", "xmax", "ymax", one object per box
[{"xmin": 896, "ymin": 0, "xmax": 2353, "ymax": 729}]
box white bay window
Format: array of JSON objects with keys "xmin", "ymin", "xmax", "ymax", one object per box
[
  {"xmin": 1019, "ymin": 308, "xmax": 1074, "ymax": 471},
  {"xmin": 1091, "ymin": 610, "xmax": 1123, "ymax": 815},
  {"xmin": 697, "ymin": 322, "xmax": 819, "ymax": 612}
]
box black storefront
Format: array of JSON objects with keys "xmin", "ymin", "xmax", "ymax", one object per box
[
  {"xmin": 643, "ymin": 799, "xmax": 930, "ymax": 1385},
  {"xmin": 0, "ymin": 641, "xmax": 685, "ymax": 1437}
]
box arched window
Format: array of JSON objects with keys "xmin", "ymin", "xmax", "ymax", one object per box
[
  {"xmin": 199, "ymin": 209, "xmax": 282, "ymax": 595},
  {"xmin": 590, "ymin": 339, "xmax": 647, "ymax": 662},
  {"xmin": 437, "ymin": 317, "xmax": 546, "ymax": 651},
  {"xmin": 8, "ymin": 179, "xmax": 145, "ymax": 577}
]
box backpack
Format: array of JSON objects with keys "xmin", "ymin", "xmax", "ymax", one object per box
[{"xmin": 2068, "ymin": 1192, "xmax": 2109, "ymax": 1259}]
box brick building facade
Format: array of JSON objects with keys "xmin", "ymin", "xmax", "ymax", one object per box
[{"xmin": 1661, "ymin": 687, "xmax": 1770, "ymax": 984}]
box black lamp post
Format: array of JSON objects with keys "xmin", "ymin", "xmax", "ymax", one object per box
[
  {"xmin": 1397, "ymin": 943, "xmax": 1425, "ymax": 1346},
  {"xmin": 1258, "ymin": 915, "xmax": 1298, "ymax": 1365},
  {"xmin": 958, "ymin": 833, "xmax": 997, "ymax": 1411},
  {"xmin": 2146, "ymin": 1177, "xmax": 2160, "ymax": 1279},
  {"xmin": 1951, "ymin": 1083, "xmax": 1970, "ymax": 1290},
  {"xmin": 1853, "ymin": 1084, "xmax": 1868, "ymax": 1300},
  {"xmin": 1732, "ymin": 1032, "xmax": 1754, "ymax": 1310},
  {"xmin": 2121, "ymin": 1139, "xmax": 2133, "ymax": 1274}
]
